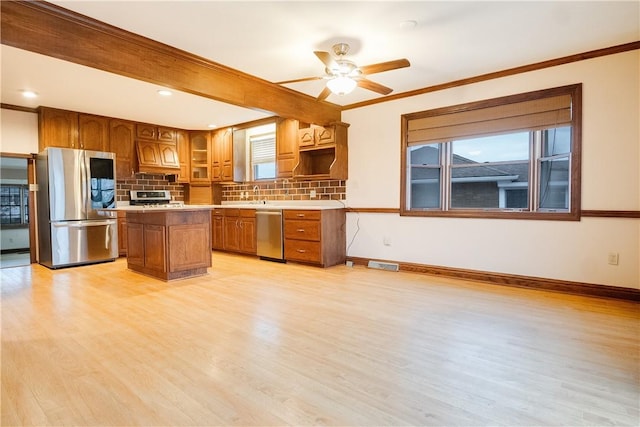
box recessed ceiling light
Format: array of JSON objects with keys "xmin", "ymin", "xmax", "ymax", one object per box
[
  {"xmin": 21, "ymin": 90, "xmax": 38, "ymax": 98},
  {"xmin": 157, "ymin": 89, "xmax": 172, "ymax": 97},
  {"xmin": 399, "ymin": 20, "xmax": 417, "ymax": 30},
  {"xmin": 207, "ymin": 124, "xmax": 217, "ymax": 129}
]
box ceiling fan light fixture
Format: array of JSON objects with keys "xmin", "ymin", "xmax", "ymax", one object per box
[{"xmin": 326, "ymin": 76, "xmax": 357, "ymax": 96}]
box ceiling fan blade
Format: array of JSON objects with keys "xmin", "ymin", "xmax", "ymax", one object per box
[
  {"xmin": 316, "ymin": 86, "xmax": 332, "ymax": 101},
  {"xmin": 358, "ymin": 58, "xmax": 410, "ymax": 75},
  {"xmin": 314, "ymin": 51, "xmax": 337, "ymax": 69},
  {"xmin": 275, "ymin": 76, "xmax": 323, "ymax": 85},
  {"xmin": 357, "ymin": 78, "xmax": 393, "ymax": 95}
]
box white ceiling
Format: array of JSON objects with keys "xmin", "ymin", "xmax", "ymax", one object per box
[{"xmin": 1, "ymin": 1, "xmax": 638, "ymax": 130}]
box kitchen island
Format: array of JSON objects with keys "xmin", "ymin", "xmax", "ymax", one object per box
[{"xmin": 118, "ymin": 206, "xmax": 213, "ymax": 281}]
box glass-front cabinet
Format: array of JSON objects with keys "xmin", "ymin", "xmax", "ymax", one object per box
[{"xmin": 189, "ymin": 131, "xmax": 211, "ymax": 183}]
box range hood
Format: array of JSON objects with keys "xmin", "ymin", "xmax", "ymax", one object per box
[{"xmin": 136, "ymin": 141, "xmax": 180, "ymax": 175}]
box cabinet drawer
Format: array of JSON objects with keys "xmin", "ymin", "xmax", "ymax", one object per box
[
  {"xmin": 284, "ymin": 220, "xmax": 320, "ymax": 241},
  {"xmin": 284, "ymin": 239, "xmax": 321, "ymax": 263},
  {"xmin": 224, "ymin": 209, "xmax": 240, "ymax": 217},
  {"xmin": 211, "ymin": 208, "xmax": 225, "ymax": 216},
  {"xmin": 284, "ymin": 210, "xmax": 321, "ymax": 221}
]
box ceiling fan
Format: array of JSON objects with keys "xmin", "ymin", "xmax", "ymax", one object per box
[{"xmin": 276, "ymin": 43, "xmax": 410, "ymax": 101}]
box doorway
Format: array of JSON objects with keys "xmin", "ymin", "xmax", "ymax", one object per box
[{"xmin": 0, "ymin": 155, "xmax": 34, "ymax": 268}]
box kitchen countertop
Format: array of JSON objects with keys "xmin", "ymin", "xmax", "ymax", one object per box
[
  {"xmin": 212, "ymin": 201, "xmax": 346, "ymax": 210},
  {"xmin": 109, "ymin": 201, "xmax": 346, "ymax": 212}
]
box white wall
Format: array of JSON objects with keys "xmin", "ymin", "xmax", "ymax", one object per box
[
  {"xmin": 0, "ymin": 110, "xmax": 37, "ymax": 252},
  {"xmin": 343, "ymin": 51, "xmax": 639, "ymax": 289},
  {"xmin": 0, "ymin": 109, "xmax": 39, "ymax": 154}
]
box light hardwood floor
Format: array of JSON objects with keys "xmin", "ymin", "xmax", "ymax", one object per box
[{"xmin": 1, "ymin": 253, "xmax": 638, "ymax": 426}]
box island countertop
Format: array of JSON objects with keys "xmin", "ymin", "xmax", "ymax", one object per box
[{"xmin": 107, "ymin": 204, "xmax": 214, "ymax": 213}]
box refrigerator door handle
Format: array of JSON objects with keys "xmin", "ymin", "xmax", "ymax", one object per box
[
  {"xmin": 80, "ymin": 151, "xmax": 88, "ymax": 216},
  {"xmin": 53, "ymin": 220, "xmax": 117, "ymax": 228}
]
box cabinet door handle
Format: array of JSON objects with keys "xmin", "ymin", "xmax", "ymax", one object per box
[
  {"xmin": 296, "ymin": 229, "xmax": 305, "ymax": 232},
  {"xmin": 296, "ymin": 214, "xmax": 305, "ymax": 217},
  {"xmin": 297, "ymin": 249, "xmax": 306, "ymax": 253}
]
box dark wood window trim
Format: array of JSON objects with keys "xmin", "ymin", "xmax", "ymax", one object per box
[{"xmin": 400, "ymin": 84, "xmax": 582, "ymax": 221}]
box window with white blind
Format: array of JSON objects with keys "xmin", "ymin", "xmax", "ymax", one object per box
[
  {"xmin": 250, "ymin": 132, "xmax": 276, "ymax": 180},
  {"xmin": 401, "ymin": 84, "xmax": 582, "ymax": 220}
]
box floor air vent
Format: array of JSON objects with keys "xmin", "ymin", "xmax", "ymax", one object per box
[{"xmin": 367, "ymin": 260, "xmax": 400, "ymax": 272}]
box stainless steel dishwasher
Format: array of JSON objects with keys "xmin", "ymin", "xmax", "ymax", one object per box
[{"xmin": 256, "ymin": 209, "xmax": 285, "ymax": 261}]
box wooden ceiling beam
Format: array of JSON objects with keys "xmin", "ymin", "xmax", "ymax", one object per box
[{"xmin": 1, "ymin": 1, "xmax": 341, "ymax": 125}]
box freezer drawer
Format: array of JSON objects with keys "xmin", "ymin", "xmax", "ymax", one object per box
[{"xmin": 44, "ymin": 219, "xmax": 118, "ymax": 268}]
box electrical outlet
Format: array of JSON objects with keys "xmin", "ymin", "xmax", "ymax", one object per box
[
  {"xmin": 383, "ymin": 236, "xmax": 391, "ymax": 246},
  {"xmin": 310, "ymin": 189, "xmax": 316, "ymax": 198},
  {"xmin": 607, "ymin": 252, "xmax": 619, "ymax": 266}
]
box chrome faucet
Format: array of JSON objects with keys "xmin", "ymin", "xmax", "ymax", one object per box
[{"xmin": 253, "ymin": 185, "xmax": 260, "ymax": 203}]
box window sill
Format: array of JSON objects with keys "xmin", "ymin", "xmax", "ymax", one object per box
[
  {"xmin": 400, "ymin": 209, "xmax": 580, "ymax": 221},
  {"xmin": 0, "ymin": 223, "xmax": 30, "ymax": 229}
]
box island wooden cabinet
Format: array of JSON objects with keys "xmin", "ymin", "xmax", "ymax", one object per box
[
  {"xmin": 126, "ymin": 209, "xmax": 212, "ymax": 281},
  {"xmin": 211, "ymin": 209, "xmax": 225, "ymax": 250},
  {"xmin": 117, "ymin": 211, "xmax": 128, "ymax": 256},
  {"xmin": 284, "ymin": 209, "xmax": 345, "ymax": 267}
]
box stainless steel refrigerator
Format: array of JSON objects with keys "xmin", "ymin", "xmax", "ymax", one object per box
[{"xmin": 36, "ymin": 147, "xmax": 118, "ymax": 268}]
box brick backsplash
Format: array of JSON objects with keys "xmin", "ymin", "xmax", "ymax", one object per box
[
  {"xmin": 116, "ymin": 175, "xmax": 345, "ymax": 203},
  {"xmin": 222, "ymin": 180, "xmax": 346, "ymax": 202},
  {"xmin": 116, "ymin": 173, "xmax": 185, "ymax": 202}
]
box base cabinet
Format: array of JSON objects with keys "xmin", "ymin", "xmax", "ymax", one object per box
[
  {"xmin": 222, "ymin": 209, "xmax": 256, "ymax": 254},
  {"xmin": 211, "ymin": 209, "xmax": 225, "ymax": 250},
  {"xmin": 117, "ymin": 212, "xmax": 128, "ymax": 256},
  {"xmin": 284, "ymin": 209, "xmax": 345, "ymax": 267},
  {"xmin": 126, "ymin": 210, "xmax": 211, "ymax": 280}
]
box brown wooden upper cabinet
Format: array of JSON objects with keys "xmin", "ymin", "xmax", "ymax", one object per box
[
  {"xmin": 39, "ymin": 107, "xmax": 108, "ymax": 152},
  {"xmin": 78, "ymin": 114, "xmax": 109, "ymax": 152},
  {"xmin": 211, "ymin": 127, "xmax": 233, "ymax": 182},
  {"xmin": 293, "ymin": 122, "xmax": 348, "ymax": 180},
  {"xmin": 39, "ymin": 107, "xmax": 77, "ymax": 151},
  {"xmin": 136, "ymin": 140, "xmax": 180, "ymax": 173},
  {"xmin": 189, "ymin": 131, "xmax": 211, "ymax": 184},
  {"xmin": 298, "ymin": 125, "xmax": 335, "ymax": 148},
  {"xmin": 276, "ymin": 118, "xmax": 299, "ymax": 179},
  {"xmin": 109, "ymin": 119, "xmax": 136, "ymax": 179},
  {"xmin": 136, "ymin": 124, "xmax": 180, "ymax": 174},
  {"xmin": 175, "ymin": 129, "xmax": 190, "ymax": 183},
  {"xmin": 136, "ymin": 124, "xmax": 176, "ymax": 143}
]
